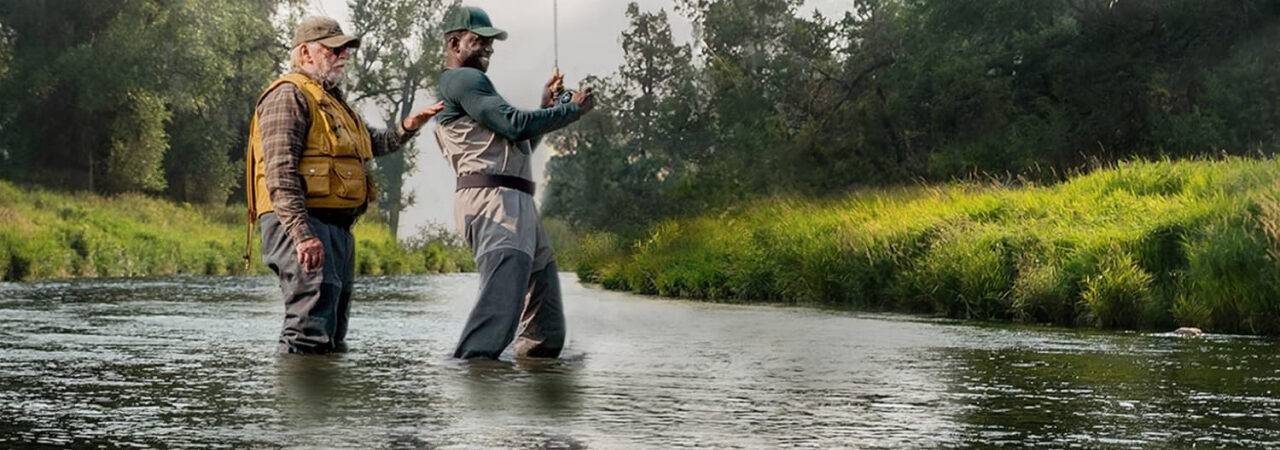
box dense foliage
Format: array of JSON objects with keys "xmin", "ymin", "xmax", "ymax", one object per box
[
  {"xmin": 0, "ymin": 0, "xmax": 292, "ymax": 202},
  {"xmin": 545, "ymin": 0, "xmax": 1280, "ymax": 235},
  {"xmin": 0, "ymin": 180, "xmax": 472, "ymax": 281},
  {"xmin": 574, "ymin": 158, "xmax": 1280, "ymax": 335},
  {"xmin": 0, "ymin": 0, "xmax": 451, "ymax": 238},
  {"xmin": 0, "ymin": 0, "xmax": 474, "ymax": 276}
]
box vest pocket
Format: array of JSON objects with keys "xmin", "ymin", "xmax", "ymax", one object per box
[
  {"xmin": 332, "ymin": 158, "xmax": 367, "ymax": 200},
  {"xmin": 299, "ymin": 158, "xmax": 331, "ymax": 197}
]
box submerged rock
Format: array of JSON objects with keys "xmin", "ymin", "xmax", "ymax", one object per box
[{"xmin": 1174, "ymin": 327, "xmax": 1204, "ymax": 337}]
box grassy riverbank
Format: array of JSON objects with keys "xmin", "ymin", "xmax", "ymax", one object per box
[
  {"xmin": 574, "ymin": 158, "xmax": 1280, "ymax": 335},
  {"xmin": 0, "ymin": 181, "xmax": 472, "ymax": 281}
]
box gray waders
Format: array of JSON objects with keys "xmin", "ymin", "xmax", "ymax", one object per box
[
  {"xmin": 454, "ymin": 248, "xmax": 566, "ymax": 359},
  {"xmin": 259, "ymin": 212, "xmax": 355, "ymax": 354}
]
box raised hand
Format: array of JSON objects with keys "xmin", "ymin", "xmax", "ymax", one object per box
[
  {"xmin": 570, "ymin": 87, "xmax": 595, "ymax": 114},
  {"xmin": 402, "ymin": 101, "xmax": 446, "ymax": 131},
  {"xmin": 542, "ymin": 68, "xmax": 566, "ymax": 108}
]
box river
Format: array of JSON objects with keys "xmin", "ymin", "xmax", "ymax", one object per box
[{"xmin": 1, "ymin": 275, "xmax": 1277, "ymax": 448}]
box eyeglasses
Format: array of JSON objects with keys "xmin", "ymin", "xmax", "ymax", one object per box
[{"xmin": 324, "ymin": 44, "xmax": 355, "ymax": 56}]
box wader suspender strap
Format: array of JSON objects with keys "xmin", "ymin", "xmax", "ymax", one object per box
[
  {"xmin": 456, "ymin": 174, "xmax": 536, "ymax": 196},
  {"xmin": 244, "ymin": 141, "xmax": 257, "ymax": 273}
]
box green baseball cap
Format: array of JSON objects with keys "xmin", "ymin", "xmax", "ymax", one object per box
[
  {"xmin": 291, "ymin": 16, "xmax": 361, "ymax": 49},
  {"xmin": 443, "ymin": 6, "xmax": 508, "ymax": 41}
]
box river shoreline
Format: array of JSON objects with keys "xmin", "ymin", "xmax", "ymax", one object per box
[
  {"xmin": 0, "ymin": 181, "xmax": 472, "ymax": 281},
  {"xmin": 575, "ymin": 157, "xmax": 1280, "ymax": 336},
  {"xmin": 10, "ymin": 158, "xmax": 1280, "ymax": 336}
]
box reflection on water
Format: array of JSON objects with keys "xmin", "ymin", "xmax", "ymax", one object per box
[
  {"xmin": 945, "ymin": 328, "xmax": 1280, "ymax": 448},
  {"xmin": 0, "ymin": 275, "xmax": 1277, "ymax": 448}
]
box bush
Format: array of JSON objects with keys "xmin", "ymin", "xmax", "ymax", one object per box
[
  {"xmin": 572, "ymin": 157, "xmax": 1280, "ymax": 335},
  {"xmin": 0, "ymin": 180, "xmax": 474, "ymax": 281},
  {"xmin": 1080, "ymin": 249, "xmax": 1154, "ymax": 328}
]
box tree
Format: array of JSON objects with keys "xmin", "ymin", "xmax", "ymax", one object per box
[
  {"xmin": 347, "ymin": 0, "xmax": 457, "ymax": 238},
  {"xmin": 0, "ymin": 20, "xmax": 14, "ymax": 164},
  {"xmin": 166, "ymin": 0, "xmax": 293, "ymax": 204},
  {"xmin": 544, "ymin": 0, "xmax": 1280, "ymax": 237},
  {"xmin": 544, "ymin": 3, "xmax": 710, "ymax": 234},
  {"xmin": 0, "ymin": 0, "xmax": 294, "ymax": 202}
]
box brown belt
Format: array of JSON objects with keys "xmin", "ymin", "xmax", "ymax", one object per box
[{"xmin": 456, "ymin": 174, "xmax": 535, "ymax": 196}]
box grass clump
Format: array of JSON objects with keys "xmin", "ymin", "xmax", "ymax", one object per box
[
  {"xmin": 0, "ymin": 181, "xmax": 472, "ymax": 281},
  {"xmin": 569, "ymin": 157, "xmax": 1280, "ymax": 335},
  {"xmin": 1079, "ymin": 248, "xmax": 1154, "ymax": 329}
]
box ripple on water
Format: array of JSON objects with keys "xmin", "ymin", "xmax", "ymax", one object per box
[{"xmin": 2, "ymin": 276, "xmax": 1280, "ymax": 448}]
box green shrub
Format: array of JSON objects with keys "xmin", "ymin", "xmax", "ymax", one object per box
[
  {"xmin": 0, "ymin": 230, "xmax": 15, "ymax": 281},
  {"xmin": 1170, "ymin": 293, "xmax": 1212, "ymax": 329},
  {"xmin": 1184, "ymin": 210, "xmax": 1280, "ymax": 334},
  {"xmin": 574, "ymin": 157, "xmax": 1280, "ymax": 335},
  {"xmin": 1011, "ymin": 262, "xmax": 1073, "ymax": 324},
  {"xmin": 902, "ymin": 225, "xmax": 1017, "ymax": 319},
  {"xmin": 1080, "ymin": 249, "xmax": 1154, "ymax": 328},
  {"xmin": 0, "ymin": 180, "xmax": 473, "ymax": 281}
]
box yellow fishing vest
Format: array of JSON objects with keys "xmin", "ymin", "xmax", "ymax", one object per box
[{"xmin": 245, "ymin": 73, "xmax": 374, "ymax": 220}]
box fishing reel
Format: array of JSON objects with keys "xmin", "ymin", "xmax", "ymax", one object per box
[{"xmin": 554, "ymin": 87, "xmax": 575, "ymax": 106}]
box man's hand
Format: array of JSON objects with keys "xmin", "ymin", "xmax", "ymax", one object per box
[
  {"xmin": 296, "ymin": 237, "xmax": 324, "ymax": 272},
  {"xmin": 570, "ymin": 87, "xmax": 595, "ymax": 114},
  {"xmin": 542, "ymin": 70, "xmax": 566, "ymax": 108},
  {"xmin": 402, "ymin": 101, "xmax": 446, "ymax": 131}
]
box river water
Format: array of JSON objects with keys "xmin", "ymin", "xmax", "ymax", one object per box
[{"xmin": 0, "ymin": 274, "xmax": 1277, "ymax": 449}]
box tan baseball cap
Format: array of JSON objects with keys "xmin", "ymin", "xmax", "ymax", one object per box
[{"xmin": 291, "ymin": 16, "xmax": 361, "ymax": 49}]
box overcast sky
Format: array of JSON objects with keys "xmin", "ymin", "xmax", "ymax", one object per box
[{"xmin": 309, "ymin": 0, "xmax": 855, "ymax": 237}]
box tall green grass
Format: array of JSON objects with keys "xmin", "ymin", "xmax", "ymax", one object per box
[
  {"xmin": 0, "ymin": 181, "xmax": 472, "ymax": 281},
  {"xmin": 572, "ymin": 158, "xmax": 1280, "ymax": 335}
]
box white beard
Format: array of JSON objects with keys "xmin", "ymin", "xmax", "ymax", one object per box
[
  {"xmin": 305, "ymin": 68, "xmax": 344, "ymax": 89},
  {"xmin": 319, "ymin": 67, "xmax": 345, "ymax": 87},
  {"xmin": 302, "ymin": 61, "xmax": 345, "ymax": 89}
]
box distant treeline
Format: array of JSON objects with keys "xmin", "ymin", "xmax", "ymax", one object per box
[
  {"xmin": 6, "ymin": 0, "xmax": 1280, "ymax": 242},
  {"xmin": 0, "ymin": 0, "xmax": 287, "ymax": 203},
  {"xmin": 545, "ymin": 0, "xmax": 1280, "ymax": 236},
  {"xmin": 0, "ymin": 0, "xmax": 456, "ymax": 238}
]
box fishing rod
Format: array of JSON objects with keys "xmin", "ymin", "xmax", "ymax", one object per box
[
  {"xmin": 554, "ymin": 0, "xmax": 559, "ymax": 69},
  {"xmin": 551, "ymin": 0, "xmax": 575, "ymax": 105}
]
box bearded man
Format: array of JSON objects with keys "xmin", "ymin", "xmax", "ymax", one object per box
[{"xmin": 245, "ymin": 16, "xmax": 444, "ymax": 354}]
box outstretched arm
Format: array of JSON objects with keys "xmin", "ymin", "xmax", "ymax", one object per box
[
  {"xmin": 441, "ymin": 68, "xmax": 583, "ymax": 143},
  {"xmin": 368, "ymin": 101, "xmax": 445, "ymax": 157}
]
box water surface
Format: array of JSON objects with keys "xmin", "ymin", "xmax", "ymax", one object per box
[{"xmin": 1, "ymin": 275, "xmax": 1277, "ymax": 448}]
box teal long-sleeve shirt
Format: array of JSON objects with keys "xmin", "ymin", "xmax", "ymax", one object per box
[{"xmin": 436, "ymin": 67, "xmax": 581, "ymax": 145}]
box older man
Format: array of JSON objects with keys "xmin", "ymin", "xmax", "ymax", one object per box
[
  {"xmin": 245, "ymin": 16, "xmax": 443, "ymax": 354},
  {"xmin": 435, "ymin": 6, "xmax": 595, "ymax": 359}
]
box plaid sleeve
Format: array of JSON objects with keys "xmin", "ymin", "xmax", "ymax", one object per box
[
  {"xmin": 368, "ymin": 119, "xmax": 418, "ymax": 157},
  {"xmin": 258, "ymin": 83, "xmax": 316, "ymax": 244}
]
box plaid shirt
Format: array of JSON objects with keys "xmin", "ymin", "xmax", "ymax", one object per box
[{"xmin": 256, "ymin": 72, "xmax": 417, "ymax": 244}]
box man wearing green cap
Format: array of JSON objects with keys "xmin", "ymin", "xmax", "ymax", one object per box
[
  {"xmin": 245, "ymin": 16, "xmax": 445, "ymax": 354},
  {"xmin": 435, "ymin": 6, "xmax": 595, "ymax": 360}
]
